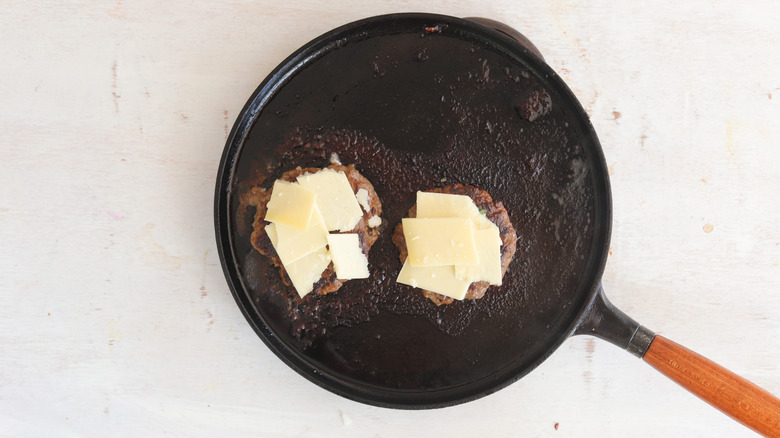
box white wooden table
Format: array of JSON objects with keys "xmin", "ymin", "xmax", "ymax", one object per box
[{"xmin": 2, "ymin": 2, "xmax": 779, "ymax": 436}]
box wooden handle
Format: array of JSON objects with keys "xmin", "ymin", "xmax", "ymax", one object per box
[{"xmin": 644, "ymin": 335, "xmax": 780, "ymax": 437}]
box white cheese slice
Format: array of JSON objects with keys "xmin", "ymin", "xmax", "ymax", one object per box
[
  {"xmin": 455, "ymin": 225, "xmax": 503, "ymax": 285},
  {"xmin": 469, "ymin": 209, "xmax": 495, "ymax": 230},
  {"xmin": 367, "ymin": 215, "xmax": 382, "ymax": 228},
  {"xmin": 356, "ymin": 188, "xmax": 371, "ymax": 213},
  {"xmin": 402, "ymin": 217, "xmax": 479, "ymax": 266},
  {"xmin": 297, "ymin": 168, "xmax": 363, "ymax": 232},
  {"xmin": 416, "ymin": 191, "xmax": 494, "ymax": 230},
  {"xmin": 326, "ymin": 233, "xmax": 369, "ymax": 280},
  {"xmin": 272, "ymin": 205, "xmax": 329, "ymax": 266},
  {"xmin": 264, "ymin": 180, "xmax": 317, "ymax": 230},
  {"xmin": 284, "ymin": 246, "xmax": 331, "ymax": 298},
  {"xmin": 396, "ymin": 261, "xmax": 471, "ymax": 300},
  {"xmin": 265, "ymin": 223, "xmax": 278, "ymax": 247}
]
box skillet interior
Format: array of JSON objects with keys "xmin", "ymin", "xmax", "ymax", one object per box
[{"xmin": 217, "ymin": 14, "xmax": 611, "ymax": 407}]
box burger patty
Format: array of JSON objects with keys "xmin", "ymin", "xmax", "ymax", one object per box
[
  {"xmin": 245, "ymin": 164, "xmax": 382, "ymax": 298},
  {"xmin": 392, "ymin": 184, "xmax": 517, "ymax": 306}
]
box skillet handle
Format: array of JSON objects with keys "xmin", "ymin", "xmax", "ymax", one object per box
[{"xmin": 644, "ymin": 335, "xmax": 780, "ymax": 437}]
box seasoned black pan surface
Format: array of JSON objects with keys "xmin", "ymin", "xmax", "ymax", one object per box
[{"xmin": 216, "ymin": 14, "xmax": 610, "ymax": 407}]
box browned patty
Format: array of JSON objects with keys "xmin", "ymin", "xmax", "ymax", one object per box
[
  {"xmin": 392, "ymin": 184, "xmax": 517, "ymax": 306},
  {"xmin": 243, "ymin": 164, "xmax": 382, "ymax": 298}
]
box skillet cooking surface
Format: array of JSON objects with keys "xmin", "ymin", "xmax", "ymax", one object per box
[{"xmin": 219, "ymin": 14, "xmax": 610, "ymax": 407}]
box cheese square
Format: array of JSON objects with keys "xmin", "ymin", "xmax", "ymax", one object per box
[
  {"xmin": 265, "ymin": 223, "xmax": 278, "ymax": 247},
  {"xmin": 469, "ymin": 210, "xmax": 496, "ymax": 230},
  {"xmin": 396, "ymin": 261, "xmax": 471, "ymax": 300},
  {"xmin": 264, "ymin": 180, "xmax": 317, "ymax": 230},
  {"xmin": 297, "ymin": 168, "xmax": 364, "ymax": 232},
  {"xmin": 284, "ymin": 247, "xmax": 331, "ymax": 298},
  {"xmin": 416, "ymin": 191, "xmax": 494, "ymax": 229},
  {"xmin": 326, "ymin": 233, "xmax": 369, "ymax": 280},
  {"xmin": 416, "ymin": 191, "xmax": 475, "ymax": 218},
  {"xmin": 402, "ymin": 217, "xmax": 479, "ymax": 266},
  {"xmin": 455, "ymin": 225, "xmax": 503, "ymax": 285},
  {"xmin": 272, "ymin": 205, "xmax": 329, "ymax": 266}
]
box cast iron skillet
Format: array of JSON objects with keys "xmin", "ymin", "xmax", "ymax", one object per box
[{"xmin": 214, "ymin": 13, "xmax": 780, "ymax": 435}]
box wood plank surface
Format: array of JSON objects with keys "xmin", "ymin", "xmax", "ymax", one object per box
[{"xmin": 1, "ymin": 1, "xmax": 779, "ymax": 437}]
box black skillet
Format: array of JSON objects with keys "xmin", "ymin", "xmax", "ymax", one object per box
[{"xmin": 214, "ymin": 13, "xmax": 780, "ymax": 435}]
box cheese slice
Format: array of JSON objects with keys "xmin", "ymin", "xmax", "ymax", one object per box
[
  {"xmin": 265, "ymin": 223, "xmax": 278, "ymax": 247},
  {"xmin": 470, "ymin": 210, "xmax": 495, "ymax": 230},
  {"xmin": 416, "ymin": 191, "xmax": 494, "ymax": 230},
  {"xmin": 272, "ymin": 205, "xmax": 328, "ymax": 266},
  {"xmin": 264, "ymin": 180, "xmax": 317, "ymax": 230},
  {"xmin": 402, "ymin": 218, "xmax": 479, "ymax": 266},
  {"xmin": 397, "ymin": 261, "xmax": 471, "ymax": 300},
  {"xmin": 297, "ymin": 168, "xmax": 363, "ymax": 232},
  {"xmin": 326, "ymin": 233, "xmax": 369, "ymax": 280},
  {"xmin": 455, "ymin": 225, "xmax": 503, "ymax": 285},
  {"xmin": 284, "ymin": 247, "xmax": 332, "ymax": 298}
]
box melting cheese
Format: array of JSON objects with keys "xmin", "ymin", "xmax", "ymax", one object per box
[
  {"xmin": 297, "ymin": 168, "xmax": 363, "ymax": 232},
  {"xmin": 356, "ymin": 188, "xmax": 371, "ymax": 213},
  {"xmin": 264, "ymin": 167, "xmax": 378, "ymax": 297},
  {"xmin": 327, "ymin": 233, "xmax": 369, "ymax": 280},
  {"xmin": 271, "ymin": 205, "xmax": 328, "ymax": 266},
  {"xmin": 396, "ymin": 191, "xmax": 505, "ymax": 300},
  {"xmin": 367, "ymin": 215, "xmax": 381, "ymax": 228},
  {"xmin": 396, "ymin": 261, "xmax": 471, "ymax": 300},
  {"xmin": 454, "ymin": 225, "xmax": 503, "ymax": 285},
  {"xmin": 402, "ymin": 217, "xmax": 478, "ymax": 266},
  {"xmin": 416, "ymin": 191, "xmax": 494, "ymax": 229},
  {"xmin": 284, "ymin": 247, "xmax": 332, "ymax": 298},
  {"xmin": 264, "ymin": 180, "xmax": 317, "ymax": 230},
  {"xmin": 265, "ymin": 223, "xmax": 278, "ymax": 247}
]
